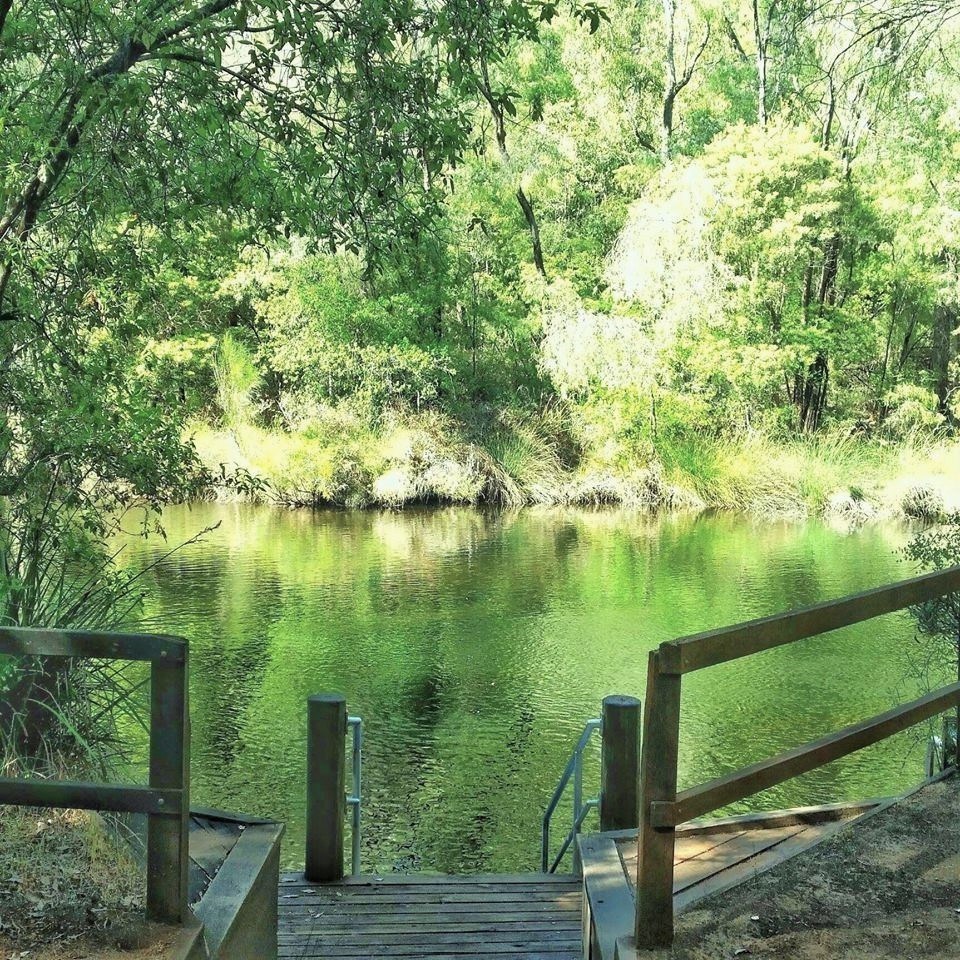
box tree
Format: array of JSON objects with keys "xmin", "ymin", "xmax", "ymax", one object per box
[
  {"xmin": 0, "ymin": 0, "xmax": 598, "ymax": 763},
  {"xmin": 659, "ymin": 0, "xmax": 712, "ymax": 159}
]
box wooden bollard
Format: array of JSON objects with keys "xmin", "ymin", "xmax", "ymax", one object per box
[
  {"xmin": 600, "ymin": 695, "xmax": 641, "ymax": 832},
  {"xmin": 305, "ymin": 693, "xmax": 346, "ymax": 882}
]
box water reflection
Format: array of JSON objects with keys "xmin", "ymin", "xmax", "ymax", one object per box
[{"xmin": 123, "ymin": 504, "xmax": 928, "ymax": 872}]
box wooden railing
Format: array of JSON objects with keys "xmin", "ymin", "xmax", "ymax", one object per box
[
  {"xmin": 0, "ymin": 627, "xmax": 190, "ymax": 924},
  {"xmin": 634, "ymin": 565, "xmax": 960, "ymax": 949}
]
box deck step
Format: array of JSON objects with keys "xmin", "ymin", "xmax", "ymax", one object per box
[{"xmin": 277, "ymin": 872, "xmax": 583, "ymax": 959}]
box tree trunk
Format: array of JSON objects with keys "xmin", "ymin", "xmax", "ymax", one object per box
[
  {"xmin": 661, "ymin": 0, "xmax": 678, "ymax": 161},
  {"xmin": 933, "ymin": 301, "xmax": 956, "ymax": 418},
  {"xmin": 516, "ymin": 187, "xmax": 546, "ymax": 277},
  {"xmin": 752, "ymin": 0, "xmax": 768, "ymax": 126}
]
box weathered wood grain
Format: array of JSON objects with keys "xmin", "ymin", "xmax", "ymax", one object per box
[
  {"xmin": 0, "ymin": 625, "xmax": 186, "ymax": 661},
  {"xmin": 634, "ymin": 650, "xmax": 680, "ymax": 949},
  {"xmin": 277, "ymin": 873, "xmax": 582, "ymax": 959}
]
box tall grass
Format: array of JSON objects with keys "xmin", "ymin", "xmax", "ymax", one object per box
[
  {"xmin": 0, "ymin": 495, "xmax": 213, "ymax": 779},
  {"xmin": 214, "ymin": 331, "xmax": 261, "ymax": 428},
  {"xmin": 484, "ymin": 414, "xmax": 566, "ymax": 505}
]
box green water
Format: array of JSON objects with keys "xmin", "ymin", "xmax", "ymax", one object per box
[{"xmin": 125, "ymin": 504, "xmax": 933, "ymax": 873}]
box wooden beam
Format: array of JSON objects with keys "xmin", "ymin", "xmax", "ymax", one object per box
[
  {"xmin": 651, "ymin": 681, "xmax": 960, "ymax": 828},
  {"xmin": 147, "ymin": 657, "xmax": 190, "ymax": 924},
  {"xmin": 634, "ymin": 652, "xmax": 680, "ymax": 949},
  {"xmin": 0, "ymin": 626, "xmax": 186, "ymax": 662},
  {"xmin": 600, "ymin": 695, "xmax": 641, "ymax": 832},
  {"xmin": 0, "ymin": 777, "xmax": 181, "ymax": 813},
  {"xmin": 658, "ymin": 565, "xmax": 960, "ymax": 674},
  {"xmin": 305, "ymin": 693, "xmax": 347, "ymax": 882}
]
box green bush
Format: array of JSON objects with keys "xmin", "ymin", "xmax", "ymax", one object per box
[{"xmin": 882, "ymin": 385, "xmax": 946, "ymax": 441}]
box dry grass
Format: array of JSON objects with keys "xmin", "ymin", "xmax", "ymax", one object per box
[{"xmin": 0, "ymin": 806, "xmax": 152, "ymax": 957}]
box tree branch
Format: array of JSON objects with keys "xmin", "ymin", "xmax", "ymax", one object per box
[{"xmin": 677, "ymin": 21, "xmax": 711, "ymax": 92}]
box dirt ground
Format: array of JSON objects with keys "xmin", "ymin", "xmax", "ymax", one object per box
[
  {"xmin": 670, "ymin": 777, "xmax": 960, "ymax": 959},
  {"xmin": 0, "ymin": 927, "xmax": 179, "ymax": 960},
  {"xmin": 0, "ymin": 807, "xmax": 169, "ymax": 960}
]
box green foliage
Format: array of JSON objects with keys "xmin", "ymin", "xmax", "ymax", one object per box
[
  {"xmin": 904, "ymin": 515, "xmax": 960, "ymax": 699},
  {"xmin": 882, "ymin": 386, "xmax": 945, "ymax": 442},
  {"xmin": 215, "ymin": 332, "xmax": 261, "ymax": 428}
]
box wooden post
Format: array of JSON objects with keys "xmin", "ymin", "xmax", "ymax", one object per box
[
  {"xmin": 635, "ymin": 651, "xmax": 681, "ymax": 949},
  {"xmin": 147, "ymin": 656, "xmax": 190, "ymax": 924},
  {"xmin": 600, "ymin": 695, "xmax": 641, "ymax": 832},
  {"xmin": 305, "ymin": 693, "xmax": 346, "ymax": 882}
]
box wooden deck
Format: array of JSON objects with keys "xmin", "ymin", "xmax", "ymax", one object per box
[
  {"xmin": 275, "ymin": 803, "xmax": 882, "ymax": 960},
  {"xmin": 277, "ymin": 873, "xmax": 584, "ymax": 959},
  {"xmin": 624, "ymin": 815, "xmax": 850, "ymax": 909},
  {"xmin": 580, "ymin": 799, "xmax": 887, "ymax": 960}
]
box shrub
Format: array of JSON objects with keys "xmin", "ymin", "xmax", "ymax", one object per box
[{"xmin": 882, "ymin": 385, "xmax": 945, "ymax": 442}]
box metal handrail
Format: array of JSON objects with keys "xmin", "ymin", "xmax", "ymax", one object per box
[
  {"xmin": 541, "ymin": 718, "xmax": 601, "ymax": 873},
  {"xmin": 346, "ymin": 715, "xmax": 362, "ymax": 876},
  {"xmin": 925, "ymin": 715, "xmax": 957, "ymax": 778}
]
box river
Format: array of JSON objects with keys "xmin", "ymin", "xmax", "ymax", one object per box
[{"xmin": 124, "ymin": 503, "xmax": 933, "ymax": 873}]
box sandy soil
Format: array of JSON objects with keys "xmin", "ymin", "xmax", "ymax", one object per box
[
  {"xmin": 0, "ymin": 925, "xmax": 179, "ymax": 960},
  {"xmin": 670, "ymin": 777, "xmax": 960, "ymax": 959}
]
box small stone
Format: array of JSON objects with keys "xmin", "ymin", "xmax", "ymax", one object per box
[{"xmin": 750, "ymin": 915, "xmax": 760, "ymax": 922}]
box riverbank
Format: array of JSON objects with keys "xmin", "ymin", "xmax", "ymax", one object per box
[
  {"xmin": 190, "ymin": 417, "xmax": 960, "ymax": 521},
  {"xmin": 668, "ymin": 774, "xmax": 960, "ymax": 959}
]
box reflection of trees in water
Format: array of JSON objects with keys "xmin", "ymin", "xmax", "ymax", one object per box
[
  {"xmin": 125, "ymin": 526, "xmax": 284, "ymax": 801},
  {"xmin": 118, "ymin": 503, "xmax": 915, "ymax": 871}
]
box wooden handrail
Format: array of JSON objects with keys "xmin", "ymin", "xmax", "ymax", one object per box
[
  {"xmin": 650, "ymin": 681, "xmax": 960, "ymax": 828},
  {"xmin": 0, "ymin": 777, "xmax": 183, "ymax": 813},
  {"xmin": 658, "ymin": 565, "xmax": 960, "ymax": 675},
  {"xmin": 634, "ymin": 568, "xmax": 960, "ymax": 949},
  {"xmin": 0, "ymin": 627, "xmax": 186, "ymax": 662},
  {"xmin": 0, "ymin": 626, "xmax": 190, "ymax": 925}
]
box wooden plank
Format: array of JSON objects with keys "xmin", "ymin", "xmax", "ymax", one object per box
[
  {"xmin": 276, "ymin": 941, "xmax": 581, "ymax": 957},
  {"xmin": 672, "ymin": 797, "xmax": 884, "ymax": 835},
  {"xmin": 286, "ymin": 880, "xmax": 581, "ymax": 892},
  {"xmin": 280, "ymin": 890, "xmax": 582, "ymax": 904},
  {"xmin": 277, "ymin": 940, "xmax": 581, "ymax": 960},
  {"xmin": 580, "ymin": 833, "xmax": 635, "ymax": 960},
  {"xmin": 280, "ymin": 920, "xmax": 582, "ymax": 934},
  {"xmin": 671, "ymin": 825, "xmax": 802, "ymax": 892},
  {"xmin": 190, "ymin": 815, "xmax": 240, "ymax": 873},
  {"xmin": 634, "ymin": 650, "xmax": 680, "ymax": 949},
  {"xmin": 618, "ymin": 830, "xmax": 744, "ymax": 880},
  {"xmin": 188, "ymin": 815, "xmax": 241, "ymax": 903},
  {"xmin": 279, "ymin": 872, "xmax": 580, "ymax": 885},
  {"xmin": 0, "ymin": 776, "xmax": 180, "ymax": 813},
  {"xmin": 0, "ymin": 626, "xmax": 186, "ymax": 662},
  {"xmin": 195, "ymin": 822, "xmax": 284, "ymax": 960},
  {"xmin": 280, "ymin": 929, "xmax": 582, "ymax": 945},
  {"xmin": 658, "ymin": 565, "xmax": 960, "ymax": 674},
  {"xmin": 279, "ymin": 902, "xmax": 581, "ymax": 916},
  {"xmin": 673, "ymin": 829, "xmax": 745, "ymax": 864},
  {"xmin": 673, "ymin": 821, "xmax": 843, "ymax": 912},
  {"xmin": 651, "ymin": 681, "xmax": 960, "ymax": 828}
]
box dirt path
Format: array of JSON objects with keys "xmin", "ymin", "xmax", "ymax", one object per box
[{"xmin": 671, "ymin": 777, "xmax": 960, "ymax": 959}]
